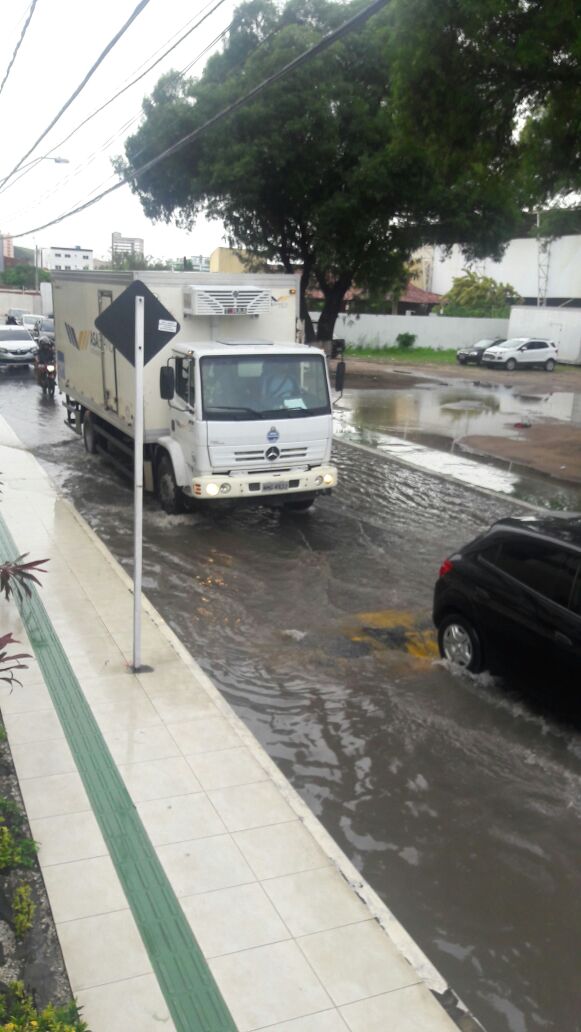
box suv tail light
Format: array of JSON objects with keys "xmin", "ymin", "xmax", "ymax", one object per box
[{"xmin": 439, "ymin": 558, "xmax": 454, "ymax": 577}]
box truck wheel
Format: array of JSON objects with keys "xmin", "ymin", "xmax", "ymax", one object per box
[
  {"xmin": 83, "ymin": 412, "xmax": 97, "ymax": 454},
  {"xmin": 157, "ymin": 454, "xmax": 185, "ymax": 514}
]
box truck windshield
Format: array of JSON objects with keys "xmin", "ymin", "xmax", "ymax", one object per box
[{"xmin": 200, "ymin": 353, "xmax": 331, "ymax": 420}]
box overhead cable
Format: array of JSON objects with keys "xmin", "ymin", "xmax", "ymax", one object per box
[
  {"xmin": 0, "ymin": 0, "xmax": 39, "ymax": 98},
  {"xmin": 9, "ymin": 0, "xmax": 391, "ymax": 239},
  {"xmin": 22, "ymin": 0, "xmax": 228, "ymax": 180},
  {"xmin": 0, "ymin": 0, "xmax": 152, "ymax": 191}
]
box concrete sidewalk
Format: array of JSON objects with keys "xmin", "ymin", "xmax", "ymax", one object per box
[{"xmin": 0, "ymin": 416, "xmax": 472, "ymax": 1032}]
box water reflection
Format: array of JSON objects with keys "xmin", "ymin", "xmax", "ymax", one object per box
[{"xmin": 340, "ymin": 384, "xmax": 580, "ymax": 442}]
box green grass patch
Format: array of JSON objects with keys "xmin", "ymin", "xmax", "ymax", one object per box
[{"xmin": 345, "ymin": 345, "xmax": 458, "ymax": 364}]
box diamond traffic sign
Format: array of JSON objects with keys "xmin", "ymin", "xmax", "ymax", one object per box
[{"xmin": 94, "ymin": 279, "xmax": 180, "ymax": 366}]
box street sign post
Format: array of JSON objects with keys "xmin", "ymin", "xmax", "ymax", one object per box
[
  {"xmin": 133, "ymin": 296, "xmax": 144, "ymax": 671},
  {"xmin": 95, "ymin": 280, "xmax": 180, "ymax": 672}
]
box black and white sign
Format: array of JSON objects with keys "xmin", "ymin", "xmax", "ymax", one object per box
[{"xmin": 94, "ymin": 279, "xmax": 180, "ymax": 365}]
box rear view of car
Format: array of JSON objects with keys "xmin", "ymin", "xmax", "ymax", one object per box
[
  {"xmin": 433, "ymin": 516, "xmax": 581, "ymax": 673},
  {"xmin": 0, "ymin": 326, "xmax": 37, "ymax": 366}
]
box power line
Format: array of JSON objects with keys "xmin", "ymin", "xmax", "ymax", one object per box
[
  {"xmin": 0, "ymin": 0, "xmax": 152, "ymax": 192},
  {"xmin": 0, "ymin": 0, "xmax": 39, "ymax": 98},
  {"xmin": 26, "ymin": 0, "xmax": 228, "ymax": 179},
  {"xmin": 2, "ymin": 13, "xmax": 232, "ymax": 219},
  {"xmin": 9, "ymin": 0, "xmax": 391, "ymax": 240},
  {"xmin": 1, "ymin": 17, "xmax": 231, "ymax": 213}
]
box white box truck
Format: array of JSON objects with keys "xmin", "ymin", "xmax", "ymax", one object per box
[{"xmin": 53, "ymin": 270, "xmax": 338, "ymax": 512}]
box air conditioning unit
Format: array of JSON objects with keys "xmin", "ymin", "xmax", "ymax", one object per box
[{"xmin": 183, "ymin": 285, "xmax": 273, "ymax": 317}]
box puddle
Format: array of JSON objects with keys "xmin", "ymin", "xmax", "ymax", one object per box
[
  {"xmin": 334, "ymin": 385, "xmax": 581, "ymax": 512},
  {"xmin": 338, "ymin": 384, "xmax": 581, "ymax": 441}
]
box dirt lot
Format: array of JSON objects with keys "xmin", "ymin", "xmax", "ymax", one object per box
[{"xmin": 340, "ymin": 357, "xmax": 581, "ymax": 483}]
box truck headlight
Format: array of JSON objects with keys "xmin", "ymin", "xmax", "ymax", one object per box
[
  {"xmin": 323, "ymin": 472, "xmax": 335, "ymax": 486},
  {"xmin": 219, "ymin": 483, "xmax": 231, "ymax": 494},
  {"xmin": 206, "ymin": 482, "xmax": 219, "ymax": 496}
]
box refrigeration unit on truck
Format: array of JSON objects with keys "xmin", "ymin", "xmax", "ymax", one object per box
[{"xmin": 53, "ymin": 270, "xmax": 338, "ymax": 512}]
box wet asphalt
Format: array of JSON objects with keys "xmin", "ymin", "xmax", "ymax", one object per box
[{"xmin": 1, "ymin": 369, "xmax": 580, "ymax": 1032}]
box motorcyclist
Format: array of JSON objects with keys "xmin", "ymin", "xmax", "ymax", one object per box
[{"xmin": 37, "ymin": 335, "xmax": 55, "ymax": 366}]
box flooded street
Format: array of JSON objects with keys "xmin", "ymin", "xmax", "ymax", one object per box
[{"xmin": 2, "ymin": 371, "xmax": 581, "ymax": 1032}]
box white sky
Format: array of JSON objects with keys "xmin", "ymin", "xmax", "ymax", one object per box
[{"xmin": 0, "ymin": 0, "xmax": 237, "ymax": 261}]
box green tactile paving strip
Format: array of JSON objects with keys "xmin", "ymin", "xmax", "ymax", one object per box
[{"xmin": 0, "ymin": 514, "xmax": 237, "ymax": 1032}]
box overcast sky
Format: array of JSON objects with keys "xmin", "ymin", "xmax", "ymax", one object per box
[{"xmin": 0, "ymin": 0, "xmax": 237, "ymax": 261}]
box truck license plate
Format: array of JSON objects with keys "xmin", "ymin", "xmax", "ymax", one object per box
[{"xmin": 262, "ymin": 481, "xmax": 289, "ymax": 492}]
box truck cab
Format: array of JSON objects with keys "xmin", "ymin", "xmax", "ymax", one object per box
[{"xmin": 157, "ymin": 339, "xmax": 337, "ymax": 511}]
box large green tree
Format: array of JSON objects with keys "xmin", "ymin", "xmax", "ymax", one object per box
[
  {"xmin": 387, "ymin": 0, "xmax": 580, "ymax": 206},
  {"xmin": 117, "ymin": 0, "xmax": 555, "ymax": 341}
]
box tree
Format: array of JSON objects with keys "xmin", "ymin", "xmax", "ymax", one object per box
[
  {"xmin": 0, "ymin": 265, "xmax": 50, "ymax": 290},
  {"xmin": 440, "ymin": 271, "xmax": 521, "ymax": 318},
  {"xmin": 387, "ymin": 0, "xmax": 580, "ymax": 208},
  {"xmin": 116, "ymin": 0, "xmax": 529, "ymax": 342}
]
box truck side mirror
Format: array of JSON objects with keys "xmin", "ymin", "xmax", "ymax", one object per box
[
  {"xmin": 335, "ymin": 360, "xmax": 346, "ymax": 393},
  {"xmin": 160, "ymin": 366, "xmax": 175, "ymax": 400}
]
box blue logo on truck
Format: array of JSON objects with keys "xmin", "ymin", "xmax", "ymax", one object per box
[{"xmin": 267, "ymin": 427, "xmax": 279, "ymax": 442}]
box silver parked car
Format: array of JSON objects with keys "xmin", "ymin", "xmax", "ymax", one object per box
[{"xmin": 0, "ymin": 325, "xmax": 37, "ymax": 366}]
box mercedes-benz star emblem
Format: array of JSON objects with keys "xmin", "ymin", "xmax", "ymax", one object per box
[{"xmin": 265, "ymin": 446, "xmax": 280, "ymax": 461}]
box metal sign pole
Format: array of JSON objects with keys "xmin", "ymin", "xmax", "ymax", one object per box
[{"xmin": 132, "ymin": 295, "xmax": 145, "ymax": 672}]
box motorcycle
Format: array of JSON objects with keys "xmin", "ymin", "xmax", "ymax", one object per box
[{"xmin": 35, "ymin": 336, "xmax": 57, "ymax": 398}]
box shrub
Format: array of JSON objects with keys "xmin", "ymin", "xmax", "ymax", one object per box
[
  {"xmin": 0, "ymin": 818, "xmax": 37, "ymax": 871},
  {"xmin": 0, "ymin": 981, "xmax": 87, "ymax": 1031},
  {"xmin": 12, "ymin": 884, "xmax": 36, "ymax": 939},
  {"xmin": 395, "ymin": 332, "xmax": 416, "ymax": 349}
]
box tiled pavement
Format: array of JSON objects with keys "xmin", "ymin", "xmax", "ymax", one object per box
[{"xmin": 0, "ymin": 416, "xmax": 466, "ymax": 1032}]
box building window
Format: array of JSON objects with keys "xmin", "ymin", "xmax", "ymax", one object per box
[
  {"xmin": 83, "ymin": 255, "xmax": 89, "ymax": 260},
  {"xmin": 55, "ymin": 252, "xmax": 61, "ymax": 257},
  {"xmin": 83, "ymin": 266, "xmax": 89, "ymax": 270},
  {"xmin": 64, "ymin": 253, "xmax": 70, "ymax": 258},
  {"xmin": 55, "ymin": 265, "xmax": 61, "ymax": 270},
  {"xmin": 65, "ymin": 265, "xmax": 70, "ymax": 270}
]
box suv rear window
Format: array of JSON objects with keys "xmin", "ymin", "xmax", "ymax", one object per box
[{"xmin": 490, "ymin": 539, "xmax": 580, "ymax": 609}]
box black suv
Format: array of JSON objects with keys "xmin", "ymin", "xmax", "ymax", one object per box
[{"xmin": 433, "ymin": 516, "xmax": 581, "ymax": 673}]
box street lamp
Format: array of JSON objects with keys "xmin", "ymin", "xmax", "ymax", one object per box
[{"xmin": 0, "ymin": 155, "xmax": 70, "ymax": 197}]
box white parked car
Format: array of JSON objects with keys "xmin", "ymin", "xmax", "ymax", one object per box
[{"xmin": 482, "ymin": 337, "xmax": 558, "ymax": 372}]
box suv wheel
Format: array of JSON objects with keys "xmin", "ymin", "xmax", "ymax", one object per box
[
  {"xmin": 438, "ymin": 613, "xmax": 484, "ymax": 673},
  {"xmin": 544, "ymin": 358, "xmax": 555, "ymax": 372},
  {"xmin": 505, "ymin": 358, "xmax": 517, "ymax": 372}
]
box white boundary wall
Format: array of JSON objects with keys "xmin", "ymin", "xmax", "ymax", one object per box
[
  {"xmin": 328, "ymin": 312, "xmax": 508, "ymax": 351},
  {"xmin": 0, "ymin": 287, "xmax": 42, "ymax": 317}
]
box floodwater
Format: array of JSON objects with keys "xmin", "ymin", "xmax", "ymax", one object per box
[
  {"xmin": 339, "ymin": 382, "xmax": 581, "ymax": 440},
  {"xmin": 1, "ymin": 370, "xmax": 581, "ymax": 1032},
  {"xmin": 334, "ymin": 384, "xmax": 581, "ymax": 511}
]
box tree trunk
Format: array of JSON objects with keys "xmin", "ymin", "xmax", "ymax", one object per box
[{"xmin": 315, "ymin": 273, "xmax": 352, "ymax": 343}]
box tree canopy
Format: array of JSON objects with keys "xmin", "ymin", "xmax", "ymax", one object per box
[
  {"xmin": 440, "ymin": 271, "xmax": 521, "ymax": 318},
  {"xmin": 117, "ymin": 0, "xmax": 579, "ymax": 340}
]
